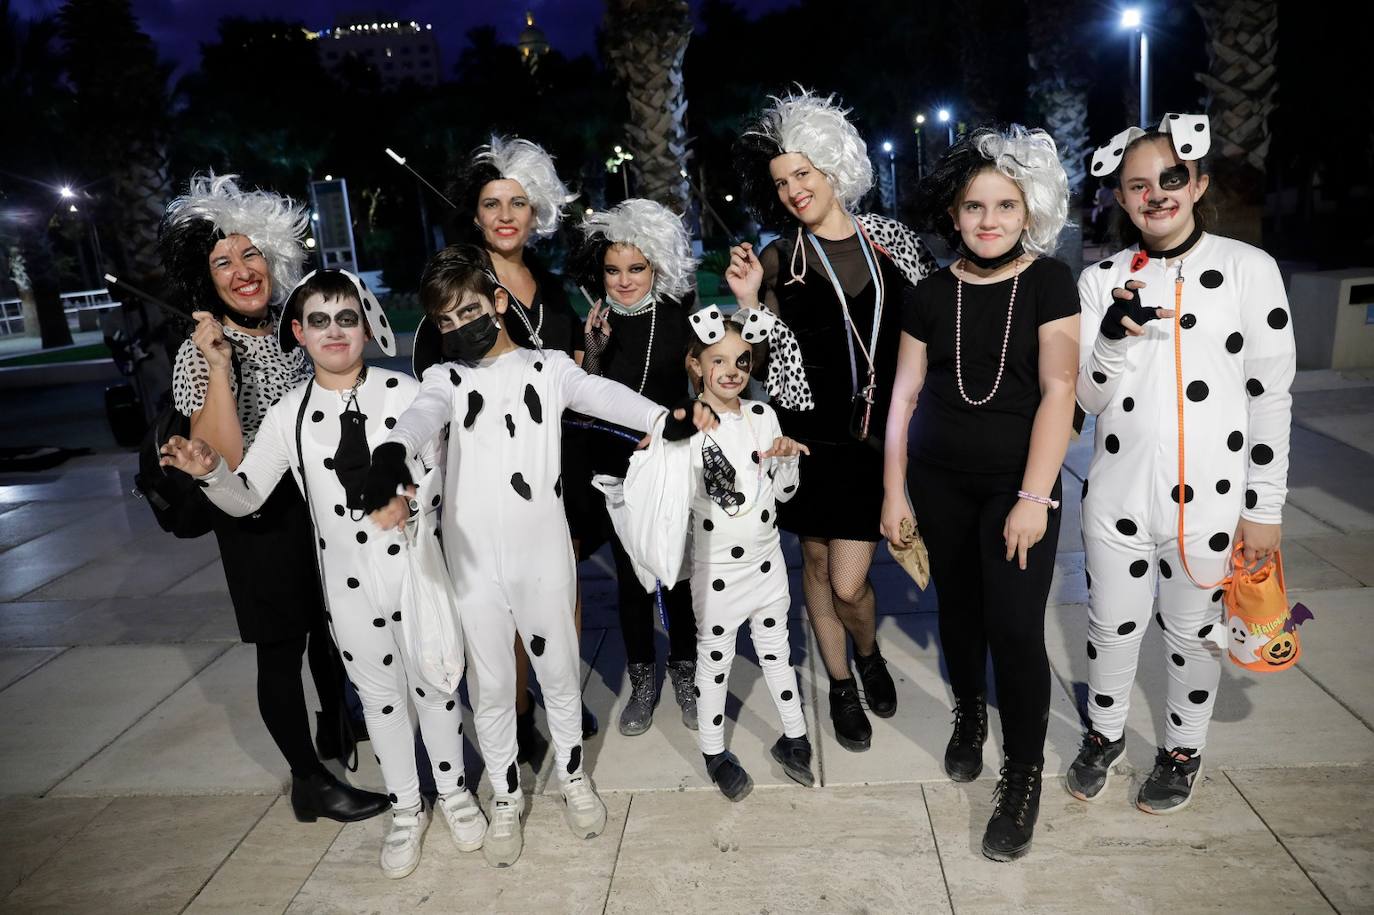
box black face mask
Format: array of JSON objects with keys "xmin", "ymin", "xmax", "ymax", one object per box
[
  {"xmin": 956, "ymin": 237, "xmax": 1026, "ymax": 271},
  {"xmin": 442, "ymin": 314, "xmax": 500, "ymax": 363},
  {"xmin": 334, "ymin": 385, "xmax": 372, "ymax": 518}
]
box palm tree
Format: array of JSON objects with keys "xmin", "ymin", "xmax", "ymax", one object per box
[
  {"xmin": 602, "ymin": 0, "xmax": 692, "ymax": 213},
  {"xmin": 1193, "ymin": 0, "xmax": 1278, "ymax": 244},
  {"xmin": 1027, "ymin": 1, "xmax": 1092, "ymax": 203}
]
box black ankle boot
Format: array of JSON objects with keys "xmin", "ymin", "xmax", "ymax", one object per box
[
  {"xmin": 515, "ymin": 690, "xmax": 549, "ymax": 770},
  {"xmin": 290, "ymin": 771, "xmax": 390, "ymax": 823},
  {"xmin": 829, "ymin": 679, "xmax": 872, "ymax": 752},
  {"xmin": 770, "ymin": 734, "xmax": 815, "ymax": 787},
  {"xmin": 982, "ymin": 762, "xmax": 1042, "ymax": 862},
  {"xmin": 854, "ymin": 643, "xmax": 897, "ymax": 718},
  {"xmin": 704, "ymin": 751, "xmax": 752, "ymax": 801},
  {"xmin": 944, "ymin": 695, "xmax": 988, "ymax": 782}
]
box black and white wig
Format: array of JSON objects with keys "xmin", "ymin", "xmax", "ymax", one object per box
[
  {"xmin": 454, "ymin": 135, "xmax": 576, "ymax": 240},
  {"xmin": 913, "ymin": 125, "xmax": 1069, "ymax": 256},
  {"xmin": 573, "ymin": 199, "xmax": 697, "ymax": 301},
  {"xmin": 735, "ymin": 87, "xmax": 874, "ymax": 227},
  {"xmin": 157, "ymin": 172, "xmax": 309, "ymax": 313}
]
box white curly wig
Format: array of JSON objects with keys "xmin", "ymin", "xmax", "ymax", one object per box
[
  {"xmin": 159, "ymin": 172, "xmax": 309, "ymax": 307},
  {"xmin": 579, "ymin": 199, "xmax": 697, "ymax": 301},
  {"xmin": 744, "ymin": 88, "xmax": 874, "ymax": 212},
  {"xmin": 473, "ymin": 135, "xmax": 577, "ymax": 238},
  {"xmin": 972, "ymin": 126, "xmax": 1070, "ymax": 255}
]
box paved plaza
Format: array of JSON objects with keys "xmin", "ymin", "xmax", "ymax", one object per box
[{"xmin": 0, "ymin": 370, "xmax": 1371, "ymax": 913}]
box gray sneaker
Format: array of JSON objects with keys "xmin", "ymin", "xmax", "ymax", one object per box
[
  {"xmin": 1065, "ymin": 729, "xmax": 1126, "ymax": 801},
  {"xmin": 666, "ymin": 659, "xmax": 699, "ymax": 730},
  {"xmin": 1137, "ymin": 747, "xmax": 1202, "ymax": 814},
  {"xmin": 618, "ymin": 662, "xmax": 657, "ymax": 736}
]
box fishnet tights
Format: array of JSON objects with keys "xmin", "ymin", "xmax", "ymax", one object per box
[{"xmin": 799, "ymin": 537, "xmax": 878, "ymax": 678}]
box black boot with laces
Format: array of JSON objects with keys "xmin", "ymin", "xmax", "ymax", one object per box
[
  {"xmin": 981, "ymin": 761, "xmax": 1041, "ymax": 862},
  {"xmin": 944, "ymin": 695, "xmax": 988, "ymax": 782}
]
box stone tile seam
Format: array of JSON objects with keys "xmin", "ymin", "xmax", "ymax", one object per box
[
  {"xmin": 177, "ymin": 796, "xmax": 277, "ymax": 915},
  {"xmin": 599, "ymin": 792, "xmax": 634, "ymax": 915},
  {"xmin": 281, "ymin": 808, "xmax": 349, "ymax": 915},
  {"xmin": 4, "ymin": 500, "xmax": 153, "ymax": 598},
  {"xmin": 0, "ymin": 795, "xmax": 114, "ymax": 906},
  {"xmin": 1293, "ymin": 660, "xmax": 1374, "ymax": 734},
  {"xmin": 1221, "ymin": 770, "xmax": 1340, "ymax": 915},
  {"xmin": 41, "ymin": 642, "xmax": 234, "ymax": 798},
  {"xmin": 919, "ymin": 783, "xmax": 957, "ymax": 915},
  {"xmin": 0, "ymin": 646, "xmax": 70, "ymax": 696}
]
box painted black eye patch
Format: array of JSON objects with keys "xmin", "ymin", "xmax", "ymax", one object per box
[
  {"xmin": 305, "ymin": 309, "xmax": 361, "ymax": 329},
  {"xmin": 1159, "ymin": 165, "xmax": 1191, "ymax": 191}
]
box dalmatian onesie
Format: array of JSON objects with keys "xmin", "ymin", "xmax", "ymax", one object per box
[
  {"xmin": 196, "ymin": 365, "xmax": 469, "ymax": 811},
  {"xmin": 384, "ymin": 348, "xmax": 666, "ymax": 804},
  {"xmin": 688, "ymin": 399, "xmax": 807, "ymax": 755},
  {"xmin": 1076, "ymin": 230, "xmax": 1295, "ymax": 751}
]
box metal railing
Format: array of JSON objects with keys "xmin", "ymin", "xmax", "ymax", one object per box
[{"xmin": 0, "ymin": 289, "xmax": 122, "ymax": 337}]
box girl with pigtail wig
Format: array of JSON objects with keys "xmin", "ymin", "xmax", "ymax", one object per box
[{"xmin": 884, "ymin": 124, "xmax": 1080, "ymax": 862}]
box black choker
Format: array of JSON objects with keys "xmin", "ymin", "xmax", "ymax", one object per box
[
  {"xmin": 956, "ymin": 238, "xmax": 1025, "ymax": 271},
  {"xmin": 223, "ymin": 307, "xmax": 274, "ymax": 330},
  {"xmin": 1143, "ymin": 223, "xmax": 1204, "ymax": 260}
]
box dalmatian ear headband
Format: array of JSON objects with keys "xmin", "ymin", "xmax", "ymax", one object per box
[
  {"xmin": 278, "ymin": 268, "xmax": 397, "ymax": 356},
  {"xmin": 1090, "ymin": 113, "xmax": 1211, "ymax": 178},
  {"xmin": 688, "ymin": 305, "xmax": 814, "ymax": 411}
]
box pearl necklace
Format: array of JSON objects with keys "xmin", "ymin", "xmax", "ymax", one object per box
[
  {"xmin": 954, "ymin": 259, "xmax": 1023, "ymax": 407},
  {"xmin": 633, "ymin": 299, "xmax": 657, "ymax": 394}
]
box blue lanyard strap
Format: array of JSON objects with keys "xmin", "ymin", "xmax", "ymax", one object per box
[{"xmin": 804, "ymin": 217, "xmax": 885, "ymax": 396}]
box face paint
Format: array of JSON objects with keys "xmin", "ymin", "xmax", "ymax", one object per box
[
  {"xmin": 305, "ymin": 308, "xmax": 361, "ymax": 330},
  {"xmin": 1159, "ymin": 165, "xmax": 1191, "ymax": 191}
]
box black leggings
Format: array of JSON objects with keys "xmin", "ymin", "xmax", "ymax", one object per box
[
  {"xmin": 610, "ymin": 534, "xmax": 697, "ymax": 665},
  {"xmin": 910, "ymin": 461, "xmax": 1062, "ymax": 767},
  {"xmin": 255, "ymin": 625, "xmax": 345, "ymax": 779}
]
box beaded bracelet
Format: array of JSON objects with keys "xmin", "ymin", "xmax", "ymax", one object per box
[{"xmin": 1017, "ymin": 490, "xmax": 1060, "ymax": 510}]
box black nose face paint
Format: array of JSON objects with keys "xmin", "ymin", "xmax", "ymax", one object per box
[
  {"xmin": 1159, "ymin": 164, "xmax": 1191, "ymax": 191},
  {"xmin": 334, "ymin": 400, "xmax": 372, "ymax": 518}
]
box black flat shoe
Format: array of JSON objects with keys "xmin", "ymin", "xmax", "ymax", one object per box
[
  {"xmin": 829, "ymin": 681, "xmax": 872, "ymax": 752},
  {"xmin": 705, "ymin": 751, "xmax": 753, "ymax": 801},
  {"xmin": 854, "ymin": 643, "xmax": 897, "ymax": 718},
  {"xmin": 770, "ymin": 735, "xmax": 815, "ymax": 787},
  {"xmin": 290, "ymin": 771, "xmax": 390, "ymax": 823}
]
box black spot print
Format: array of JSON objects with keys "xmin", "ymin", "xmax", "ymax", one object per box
[
  {"xmin": 1171, "ymin": 653, "xmax": 1185, "ymax": 667},
  {"xmin": 710, "ymin": 650, "xmax": 723, "ymax": 661},
  {"xmin": 693, "ymin": 686, "xmax": 701, "ymax": 697},
  {"xmin": 506, "ymin": 763, "xmax": 518, "ymax": 793},
  {"xmin": 463, "ymin": 390, "xmax": 484, "ymax": 428},
  {"xmin": 1086, "ymin": 642, "xmax": 1097, "ymax": 660},
  {"xmin": 712, "ymin": 579, "xmax": 725, "ymax": 591},
  {"xmin": 438, "ymin": 760, "xmax": 451, "ymax": 771},
  {"xmin": 319, "ymin": 537, "xmax": 327, "ymax": 549},
  {"xmin": 505, "ymin": 413, "xmax": 515, "ymax": 437},
  {"xmin": 334, "ymin": 504, "xmax": 345, "ymax": 516},
  {"xmin": 432, "ymin": 494, "xmax": 441, "ymax": 507},
  {"xmin": 703, "ymin": 519, "xmax": 714, "ymax": 531},
  {"xmin": 382, "ymin": 705, "xmax": 394, "ymax": 714},
  {"xmin": 530, "ymin": 635, "xmax": 546, "ymax": 657},
  {"xmin": 445, "ymin": 700, "xmax": 455, "ymax": 711},
  {"xmin": 712, "ymin": 714, "xmax": 723, "ymax": 726},
  {"xmin": 1179, "ymin": 314, "xmax": 1197, "ymax": 330},
  {"xmin": 1188, "ymin": 689, "xmax": 1210, "ymax": 704},
  {"xmin": 1085, "ymin": 569, "xmax": 1093, "ymax": 590},
  {"xmin": 1251, "ymin": 444, "xmax": 1274, "ymax": 465},
  {"xmin": 1216, "ymin": 480, "xmax": 1231, "ymax": 494},
  {"xmin": 1160, "ymin": 558, "xmax": 1172, "ymax": 578},
  {"xmin": 761, "ymin": 561, "xmax": 772, "ymax": 573},
  {"xmin": 712, "ymin": 625, "xmax": 724, "ymax": 635},
  {"xmin": 1171, "ymin": 484, "xmax": 1194, "ymax": 503},
  {"xmin": 1227, "ymin": 431, "xmax": 1244, "ymax": 451},
  {"xmin": 1267, "ymin": 308, "xmax": 1289, "ymax": 330},
  {"xmin": 751, "ymin": 451, "xmax": 760, "ymax": 464},
  {"xmin": 1105, "ymin": 434, "xmax": 1120, "ymax": 454},
  {"xmin": 1186, "ymin": 380, "xmax": 1209, "ymax": 402},
  {"xmin": 372, "ymin": 617, "xmax": 385, "ymax": 628},
  {"xmin": 761, "ymin": 510, "xmax": 770, "ymax": 523},
  {"xmin": 781, "ymin": 690, "xmax": 794, "ymax": 701},
  {"xmin": 523, "ymin": 384, "xmax": 543, "ymax": 423},
  {"xmin": 1129, "ymin": 560, "xmax": 1148, "ymax": 578},
  {"xmin": 311, "ymin": 410, "xmax": 324, "ymax": 423},
  {"xmin": 323, "ymin": 457, "xmax": 335, "ymax": 470},
  {"xmin": 1170, "ymin": 712, "xmax": 1183, "ymax": 727},
  {"xmin": 1226, "ymin": 332, "xmax": 1244, "ymax": 354},
  {"xmin": 554, "ymin": 476, "xmax": 562, "ymax": 498},
  {"xmin": 1208, "ymin": 532, "xmax": 1230, "ymax": 552},
  {"xmin": 1246, "ymin": 378, "xmax": 1265, "ymax": 397},
  {"xmin": 567, "ymin": 745, "xmax": 582, "ymax": 775},
  {"xmin": 1117, "ymin": 621, "xmax": 1137, "ymax": 635},
  {"xmin": 384, "ymin": 417, "xmax": 396, "ymax": 429},
  {"xmin": 1097, "ymin": 259, "xmax": 1114, "ymax": 270},
  {"xmin": 385, "ymin": 376, "xmax": 399, "ymax": 388},
  {"xmin": 383, "ymin": 653, "xmax": 393, "ymax": 665},
  {"xmin": 533, "ymin": 361, "xmax": 543, "ymax": 372},
  {"xmin": 730, "ymin": 546, "xmax": 745, "ymax": 559},
  {"xmin": 1095, "ymin": 694, "xmax": 1115, "ymax": 708},
  {"xmin": 1116, "ymin": 518, "xmax": 1138, "ymax": 536},
  {"xmin": 752, "ymin": 404, "xmax": 765, "ymax": 415},
  {"xmin": 1199, "ymin": 269, "xmax": 1223, "ymax": 289},
  {"xmin": 1211, "ymin": 589, "xmax": 1225, "ymax": 603},
  {"xmin": 392, "ymin": 611, "xmax": 401, "ymax": 622},
  {"xmin": 347, "ymin": 577, "xmax": 360, "ymax": 589},
  {"xmin": 342, "ymin": 650, "xmax": 353, "ymax": 661},
  {"xmin": 763, "ymin": 617, "xmax": 776, "ymax": 627},
  {"xmin": 510, "ymin": 473, "xmax": 532, "ymax": 500},
  {"xmin": 416, "ymin": 687, "xmax": 426, "ymax": 697},
  {"xmin": 1092, "ymin": 370, "xmax": 1107, "ymax": 384},
  {"xmin": 1122, "ymin": 397, "xmax": 1134, "ymax": 412},
  {"xmin": 763, "ymin": 654, "xmax": 777, "ymax": 661},
  {"xmin": 1197, "ymin": 624, "xmax": 1214, "ymax": 639},
  {"xmin": 449, "ymin": 368, "xmax": 462, "ymax": 386},
  {"xmin": 1245, "ymin": 489, "xmax": 1258, "ymax": 509},
  {"xmin": 388, "ymin": 793, "xmax": 398, "ymax": 804},
  {"xmin": 783, "ymin": 484, "xmax": 796, "ymax": 493},
  {"xmin": 356, "ymin": 531, "xmax": 368, "ymax": 544},
  {"xmin": 1156, "ymin": 612, "xmax": 1166, "ymax": 630},
  {"xmin": 714, "ymin": 673, "xmax": 725, "ymax": 684}
]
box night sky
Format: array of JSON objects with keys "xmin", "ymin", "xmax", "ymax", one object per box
[{"xmin": 10, "ymin": 0, "xmax": 802, "ymax": 74}]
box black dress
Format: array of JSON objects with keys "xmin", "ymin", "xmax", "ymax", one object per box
[{"xmin": 759, "ymin": 232, "xmax": 911, "ymax": 542}]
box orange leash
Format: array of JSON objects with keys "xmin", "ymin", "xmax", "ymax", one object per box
[{"xmin": 1173, "ymin": 270, "xmax": 1229, "ymax": 590}]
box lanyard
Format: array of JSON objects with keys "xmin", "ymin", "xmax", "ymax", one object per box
[{"xmin": 805, "ymin": 217, "xmax": 885, "ymax": 398}]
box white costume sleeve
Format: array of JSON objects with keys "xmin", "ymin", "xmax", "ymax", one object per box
[
  {"xmin": 1075, "ymin": 266, "xmax": 1133, "ymax": 416},
  {"xmin": 1238, "ymin": 254, "xmax": 1296, "ymax": 524},
  {"xmin": 198, "ymin": 399, "xmax": 292, "ymax": 516},
  {"xmin": 387, "ymin": 364, "xmax": 455, "ymax": 463},
  {"xmin": 557, "ymin": 357, "xmax": 666, "ymax": 433},
  {"xmin": 764, "ymin": 405, "xmax": 800, "ymax": 502}
]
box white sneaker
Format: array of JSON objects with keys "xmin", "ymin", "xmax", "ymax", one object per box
[
  {"xmin": 482, "ymin": 796, "xmax": 525, "ymax": 868},
  {"xmin": 437, "ymin": 790, "xmax": 487, "ymax": 852},
  {"xmin": 560, "ymin": 775, "xmax": 607, "ymax": 839},
  {"xmin": 379, "ymin": 804, "xmax": 429, "ymax": 879}
]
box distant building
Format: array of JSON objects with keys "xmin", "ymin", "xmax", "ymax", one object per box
[
  {"xmin": 311, "ymin": 13, "xmax": 441, "ymax": 87},
  {"xmin": 517, "ymin": 11, "xmax": 549, "ymax": 71}
]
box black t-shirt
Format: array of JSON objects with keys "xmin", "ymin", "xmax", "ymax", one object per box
[{"xmin": 902, "ymin": 256, "xmax": 1078, "ymax": 474}]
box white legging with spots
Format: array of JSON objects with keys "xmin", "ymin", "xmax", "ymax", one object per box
[
  {"xmin": 693, "ymin": 591, "xmax": 806, "ymax": 756},
  {"xmin": 1083, "ymin": 534, "xmax": 1227, "ymax": 751}
]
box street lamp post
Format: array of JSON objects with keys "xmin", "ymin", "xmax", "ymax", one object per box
[
  {"xmin": 606, "ymin": 145, "xmax": 634, "ymax": 200},
  {"xmin": 913, "ymin": 113, "xmax": 927, "ymax": 182},
  {"xmin": 938, "ymin": 108, "xmax": 954, "ymax": 147},
  {"xmin": 1122, "ymin": 8, "xmax": 1150, "ymax": 126},
  {"xmin": 881, "ymin": 141, "xmax": 898, "ymax": 217}
]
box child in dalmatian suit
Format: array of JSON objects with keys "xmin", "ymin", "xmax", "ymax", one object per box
[
  {"xmin": 161, "ymin": 269, "xmax": 485, "ymax": 880},
  {"xmin": 362, "ymin": 245, "xmax": 717, "ymax": 868},
  {"xmin": 681, "ymin": 306, "xmax": 814, "ymax": 800},
  {"xmin": 1069, "ymin": 114, "xmax": 1295, "ymax": 814}
]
